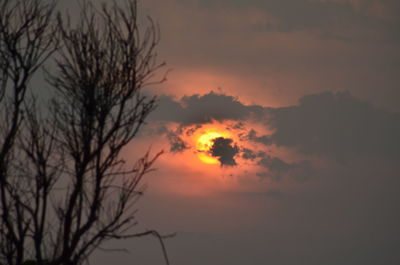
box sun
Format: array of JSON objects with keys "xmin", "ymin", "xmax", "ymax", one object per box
[{"xmin": 196, "ymin": 130, "xmax": 231, "ymax": 164}]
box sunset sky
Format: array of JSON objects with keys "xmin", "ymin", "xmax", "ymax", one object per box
[{"xmin": 65, "ymin": 0, "xmax": 400, "ymax": 264}]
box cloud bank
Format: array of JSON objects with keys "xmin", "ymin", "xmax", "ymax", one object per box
[
  {"xmin": 149, "ymin": 90, "xmax": 400, "ymax": 178},
  {"xmin": 149, "ymin": 91, "xmax": 264, "ymax": 125},
  {"xmin": 268, "ymin": 91, "xmax": 400, "ymax": 160}
]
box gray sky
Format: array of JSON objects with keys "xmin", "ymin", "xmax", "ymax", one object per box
[{"xmin": 54, "ymin": 0, "xmax": 400, "ymax": 264}]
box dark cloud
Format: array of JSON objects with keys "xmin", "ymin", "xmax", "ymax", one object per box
[
  {"xmin": 152, "ymin": 90, "xmax": 400, "ymax": 164},
  {"xmin": 242, "ymin": 148, "xmax": 265, "ymax": 161},
  {"xmin": 247, "ymin": 129, "xmax": 272, "ymax": 146},
  {"xmin": 242, "ymin": 148, "xmax": 257, "ymax": 161},
  {"xmin": 185, "ymin": 124, "xmax": 202, "ymax": 136},
  {"xmin": 257, "ymin": 156, "xmax": 312, "ymax": 181},
  {"xmin": 210, "ymin": 137, "xmax": 239, "ymax": 166},
  {"xmin": 150, "ymin": 95, "xmax": 185, "ymax": 123},
  {"xmin": 149, "ymin": 91, "xmax": 264, "ymax": 125},
  {"xmin": 167, "ymin": 131, "xmax": 188, "ymax": 153},
  {"xmin": 268, "ymin": 91, "xmax": 400, "ymax": 161}
]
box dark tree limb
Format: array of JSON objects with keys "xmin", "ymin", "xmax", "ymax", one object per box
[{"xmin": 1, "ymin": 1, "xmax": 171, "ymax": 265}]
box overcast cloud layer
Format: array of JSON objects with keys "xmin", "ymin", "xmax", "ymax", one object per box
[
  {"xmin": 150, "ymin": 90, "xmax": 400, "ymax": 161},
  {"xmin": 143, "ymin": 0, "xmax": 400, "ymax": 112},
  {"xmin": 89, "ymin": 0, "xmax": 400, "ymax": 264}
]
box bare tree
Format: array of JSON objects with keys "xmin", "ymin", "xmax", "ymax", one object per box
[
  {"xmin": 0, "ymin": 1, "xmax": 169, "ymax": 265},
  {"xmin": 0, "ymin": 0, "xmax": 57, "ymax": 264}
]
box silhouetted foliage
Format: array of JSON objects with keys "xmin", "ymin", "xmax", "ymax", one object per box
[{"xmin": 0, "ymin": 0, "xmax": 169, "ymax": 265}]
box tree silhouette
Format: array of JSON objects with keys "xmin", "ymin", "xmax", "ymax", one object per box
[{"xmin": 0, "ymin": 0, "xmax": 169, "ymax": 264}]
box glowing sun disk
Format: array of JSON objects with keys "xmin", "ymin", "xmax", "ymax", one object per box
[{"xmin": 196, "ymin": 130, "xmax": 230, "ymax": 164}]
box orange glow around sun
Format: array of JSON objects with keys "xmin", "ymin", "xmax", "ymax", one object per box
[{"xmin": 195, "ymin": 128, "xmax": 232, "ymax": 164}]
